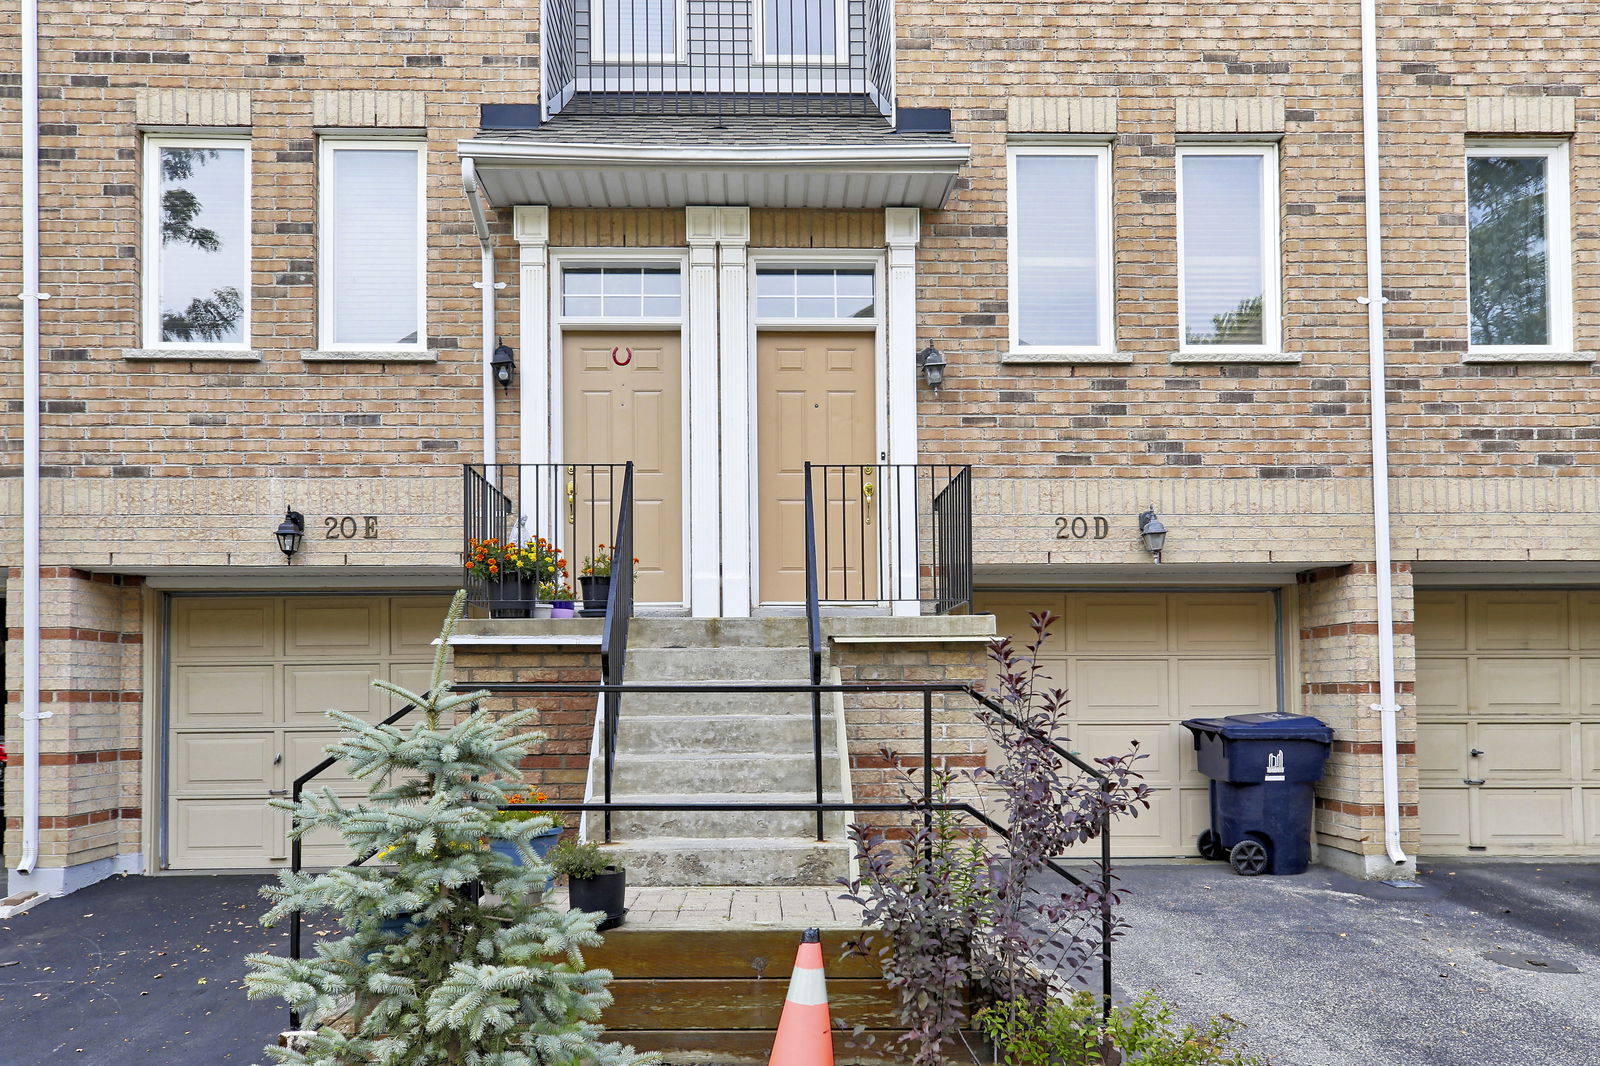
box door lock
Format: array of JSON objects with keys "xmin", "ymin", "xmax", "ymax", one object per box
[
  {"xmin": 268, "ymin": 789, "xmax": 289, "ymax": 796},
  {"xmin": 1462, "ymin": 778, "xmax": 1485, "ymax": 786},
  {"xmin": 1469, "ymin": 748, "xmax": 1485, "ymax": 757}
]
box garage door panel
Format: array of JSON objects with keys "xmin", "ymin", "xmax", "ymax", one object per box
[
  {"xmin": 1473, "ymin": 658, "xmax": 1571, "ymax": 716},
  {"xmin": 982, "ymin": 593, "xmax": 1067, "ymax": 688},
  {"xmin": 1418, "ymin": 787, "xmax": 1471, "ymax": 848},
  {"xmin": 1584, "ymin": 726, "xmax": 1600, "ymax": 779},
  {"xmin": 386, "ymin": 665, "xmax": 436, "ymax": 710},
  {"xmin": 1581, "ymin": 660, "xmax": 1600, "ymax": 712},
  {"xmin": 285, "ymin": 600, "xmax": 384, "ymax": 657},
  {"xmin": 286, "ymin": 664, "xmax": 383, "ymax": 725},
  {"xmin": 172, "ymin": 799, "xmax": 282, "ymax": 868},
  {"xmin": 173, "ymin": 733, "xmax": 275, "ymax": 792},
  {"xmin": 286, "ymin": 732, "xmax": 366, "ymax": 789},
  {"xmin": 1178, "ymin": 787, "xmax": 1210, "ymax": 852},
  {"xmin": 1414, "ymin": 591, "xmax": 1467, "ymax": 651},
  {"xmin": 1176, "ymin": 659, "xmax": 1275, "ymax": 719},
  {"xmin": 1471, "ymin": 592, "xmax": 1569, "ymax": 651},
  {"xmin": 1584, "ymin": 791, "xmax": 1600, "ymax": 845},
  {"xmin": 173, "ymin": 665, "xmax": 275, "ymax": 727},
  {"xmin": 1073, "ymin": 659, "xmax": 1169, "ymax": 721},
  {"xmin": 1172, "ymin": 594, "xmax": 1273, "ymax": 653},
  {"xmin": 1074, "ymin": 595, "xmax": 1168, "ymax": 653},
  {"xmin": 1416, "ymin": 659, "xmax": 1468, "ymax": 718},
  {"xmin": 1479, "ymin": 789, "xmax": 1574, "ymax": 847},
  {"xmin": 392, "ymin": 597, "xmax": 452, "ymax": 655},
  {"xmin": 171, "ymin": 599, "xmax": 276, "ymax": 658},
  {"xmin": 1072, "ymin": 723, "xmax": 1177, "ymax": 787},
  {"xmin": 1418, "ymin": 723, "xmax": 1469, "ymax": 778},
  {"xmin": 1093, "ymin": 787, "xmax": 1184, "ymax": 857},
  {"xmin": 1477, "ymin": 723, "xmax": 1571, "ymax": 779}
]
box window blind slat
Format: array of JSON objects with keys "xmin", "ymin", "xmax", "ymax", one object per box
[
  {"xmin": 330, "ymin": 149, "xmax": 420, "ymax": 346},
  {"xmin": 1015, "ymin": 154, "xmax": 1101, "ymax": 348}
]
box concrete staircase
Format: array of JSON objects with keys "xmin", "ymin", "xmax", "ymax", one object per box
[{"xmin": 596, "ymin": 619, "xmax": 853, "ymax": 886}]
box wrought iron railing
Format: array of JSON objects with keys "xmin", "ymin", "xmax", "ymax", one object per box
[
  {"xmin": 540, "ymin": 0, "xmax": 894, "ymax": 118},
  {"xmin": 462, "ymin": 463, "xmax": 632, "ymax": 618},
  {"xmin": 802, "ymin": 462, "xmax": 973, "ymax": 613},
  {"xmin": 598, "ymin": 464, "xmax": 634, "ymax": 843}
]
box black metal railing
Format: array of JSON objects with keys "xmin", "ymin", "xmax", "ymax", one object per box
[
  {"xmin": 802, "ymin": 463, "xmax": 973, "ymax": 613},
  {"xmin": 598, "ymin": 464, "xmax": 635, "ymax": 843},
  {"xmin": 540, "ymin": 0, "xmax": 893, "ymax": 118},
  {"xmin": 462, "ymin": 463, "xmax": 632, "ymax": 618}
]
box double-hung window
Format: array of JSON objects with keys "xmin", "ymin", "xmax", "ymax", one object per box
[
  {"xmin": 1466, "ymin": 140, "xmax": 1571, "ymax": 354},
  {"xmin": 319, "ymin": 140, "xmax": 426, "ymax": 352},
  {"xmin": 594, "ymin": 0, "xmax": 684, "ymax": 62},
  {"xmin": 143, "ymin": 137, "xmax": 251, "ymax": 350},
  {"xmin": 1176, "ymin": 144, "xmax": 1281, "ymax": 354},
  {"xmin": 758, "ymin": 0, "xmax": 845, "ymax": 63},
  {"xmin": 1007, "ymin": 145, "xmax": 1113, "ymax": 356}
]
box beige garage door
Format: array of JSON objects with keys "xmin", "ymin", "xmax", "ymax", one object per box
[
  {"xmin": 977, "ymin": 591, "xmax": 1279, "ymax": 857},
  {"xmin": 1417, "ymin": 589, "xmax": 1600, "ymax": 856},
  {"xmin": 167, "ymin": 594, "xmax": 450, "ymax": 870}
]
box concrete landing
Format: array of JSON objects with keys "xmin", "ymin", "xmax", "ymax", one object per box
[{"xmin": 623, "ymin": 885, "xmax": 866, "ymax": 929}]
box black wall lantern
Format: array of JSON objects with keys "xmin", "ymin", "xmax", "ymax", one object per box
[
  {"xmin": 918, "ymin": 343, "xmax": 947, "ymax": 393},
  {"xmin": 275, "ymin": 508, "xmax": 305, "ymax": 563},
  {"xmin": 1138, "ymin": 507, "xmax": 1168, "ymax": 564},
  {"xmin": 491, "ymin": 341, "xmax": 516, "ymax": 393}
]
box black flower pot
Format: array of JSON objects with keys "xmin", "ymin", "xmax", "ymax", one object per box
[
  {"xmin": 567, "ymin": 867, "xmax": 626, "ymax": 931},
  {"xmin": 485, "ymin": 575, "xmax": 529, "ymax": 619},
  {"xmin": 579, "ymin": 574, "xmax": 612, "ymax": 617}
]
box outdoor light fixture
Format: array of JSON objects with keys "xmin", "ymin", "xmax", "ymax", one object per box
[
  {"xmin": 491, "ymin": 341, "xmax": 516, "ymax": 393},
  {"xmin": 1138, "ymin": 507, "xmax": 1168, "ymax": 564},
  {"xmin": 275, "ymin": 508, "xmax": 305, "ymax": 563},
  {"xmin": 918, "ymin": 343, "xmax": 947, "ymax": 392}
]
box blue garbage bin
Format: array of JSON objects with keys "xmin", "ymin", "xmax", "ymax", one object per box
[{"xmin": 1181, "ymin": 712, "xmax": 1334, "ymax": 876}]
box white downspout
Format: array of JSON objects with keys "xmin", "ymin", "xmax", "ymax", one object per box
[
  {"xmin": 1358, "ymin": 0, "xmax": 1409, "ymax": 871},
  {"xmin": 463, "ymin": 160, "xmax": 498, "ymax": 467},
  {"xmin": 15, "ymin": 0, "xmax": 46, "ymax": 880}
]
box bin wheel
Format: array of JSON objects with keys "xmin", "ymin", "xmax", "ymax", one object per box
[
  {"xmin": 1197, "ymin": 829, "xmax": 1227, "ymax": 861},
  {"xmin": 1229, "ymin": 838, "xmax": 1270, "ymax": 876}
]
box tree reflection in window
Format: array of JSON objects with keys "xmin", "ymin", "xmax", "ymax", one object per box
[
  {"xmin": 157, "ymin": 146, "xmax": 245, "ymax": 343},
  {"xmin": 1468, "ymin": 155, "xmax": 1549, "ymax": 347}
]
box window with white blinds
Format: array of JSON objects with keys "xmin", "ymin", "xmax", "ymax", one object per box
[
  {"xmin": 321, "ymin": 143, "xmax": 425, "ymax": 349},
  {"xmin": 1007, "ymin": 146, "xmax": 1112, "ymax": 353},
  {"xmin": 595, "ymin": 0, "xmax": 682, "ymax": 61},
  {"xmin": 144, "ymin": 138, "xmax": 251, "ymax": 349},
  {"xmin": 1177, "ymin": 146, "xmax": 1279, "ymax": 351},
  {"xmin": 761, "ymin": 0, "xmax": 843, "ymax": 61}
]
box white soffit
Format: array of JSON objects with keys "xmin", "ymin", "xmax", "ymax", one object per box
[{"xmin": 459, "ymin": 139, "xmax": 970, "ymax": 210}]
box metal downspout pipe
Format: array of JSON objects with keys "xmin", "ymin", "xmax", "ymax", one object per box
[
  {"xmin": 1359, "ymin": 0, "xmax": 1410, "ymax": 871},
  {"xmin": 14, "ymin": 0, "xmax": 46, "ymax": 882},
  {"xmin": 463, "ymin": 160, "xmax": 497, "ymax": 468}
]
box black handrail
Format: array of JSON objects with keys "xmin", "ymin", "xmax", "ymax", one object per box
[
  {"xmin": 803, "ymin": 462, "xmax": 826, "ymax": 842},
  {"xmin": 598, "ymin": 462, "xmax": 635, "ymax": 843}
]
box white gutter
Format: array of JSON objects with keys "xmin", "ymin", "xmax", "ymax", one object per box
[
  {"xmin": 15, "ymin": 0, "xmax": 46, "ymax": 880},
  {"xmin": 463, "ymin": 159, "xmax": 498, "ymax": 467},
  {"xmin": 1358, "ymin": 0, "xmax": 1409, "ymax": 870}
]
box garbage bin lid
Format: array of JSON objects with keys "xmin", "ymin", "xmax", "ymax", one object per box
[{"xmin": 1181, "ymin": 711, "xmax": 1334, "ymax": 742}]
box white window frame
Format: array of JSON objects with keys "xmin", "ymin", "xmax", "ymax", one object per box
[
  {"xmin": 142, "ymin": 135, "xmax": 252, "ymax": 351},
  {"xmin": 1006, "ymin": 144, "xmax": 1115, "ymax": 357},
  {"xmin": 754, "ymin": 0, "xmax": 849, "ymax": 65},
  {"xmin": 1175, "ymin": 143, "xmax": 1282, "ymax": 356},
  {"xmin": 592, "ymin": 0, "xmax": 687, "ymax": 63},
  {"xmin": 557, "ymin": 260, "xmax": 687, "ymax": 328},
  {"xmin": 751, "ymin": 261, "xmax": 880, "ymax": 329},
  {"xmin": 1465, "ymin": 138, "xmax": 1572, "ymax": 356},
  {"xmin": 317, "ymin": 138, "xmax": 428, "ymax": 353}
]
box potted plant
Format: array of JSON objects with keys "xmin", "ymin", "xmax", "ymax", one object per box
[
  {"xmin": 492, "ymin": 790, "xmax": 564, "ymax": 868},
  {"xmin": 464, "ymin": 538, "xmax": 523, "ymax": 617},
  {"xmin": 550, "ymin": 583, "xmax": 578, "ymax": 619},
  {"xmin": 531, "ymin": 583, "xmax": 555, "ymax": 619},
  {"xmin": 513, "ymin": 537, "xmax": 567, "ymax": 618},
  {"xmin": 579, "ymin": 544, "xmax": 638, "ymax": 617},
  {"xmin": 548, "ymin": 839, "xmax": 626, "ymax": 932}
]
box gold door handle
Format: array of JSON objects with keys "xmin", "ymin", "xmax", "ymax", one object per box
[
  {"xmin": 862, "ymin": 482, "xmax": 875, "ymax": 525},
  {"xmin": 566, "ymin": 473, "xmax": 576, "ymax": 519}
]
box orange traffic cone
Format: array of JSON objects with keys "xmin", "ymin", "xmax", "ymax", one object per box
[{"xmin": 769, "ymin": 928, "xmax": 834, "ymax": 1066}]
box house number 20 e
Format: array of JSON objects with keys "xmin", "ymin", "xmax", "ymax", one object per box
[
  {"xmin": 1055, "ymin": 516, "xmax": 1110, "ymax": 540},
  {"xmin": 325, "ymin": 516, "xmax": 379, "ymax": 539}
]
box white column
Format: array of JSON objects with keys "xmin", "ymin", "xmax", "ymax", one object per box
[
  {"xmin": 884, "ymin": 208, "xmax": 922, "ymax": 616},
  {"xmin": 513, "ymin": 205, "xmax": 553, "ymax": 542},
  {"xmin": 685, "ymin": 207, "xmax": 723, "ymax": 617},
  {"xmin": 715, "ymin": 207, "xmax": 753, "ymax": 617}
]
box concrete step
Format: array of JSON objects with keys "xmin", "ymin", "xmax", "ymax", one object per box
[
  {"xmin": 624, "ymin": 646, "xmax": 814, "ymax": 682},
  {"xmin": 611, "ymin": 752, "xmax": 842, "ymax": 793},
  {"xmin": 619, "ymin": 688, "xmax": 821, "ymax": 716},
  {"xmin": 594, "ymin": 792, "xmax": 849, "ymax": 839},
  {"xmin": 629, "ymin": 618, "xmax": 810, "ymax": 649},
  {"xmin": 605, "ymin": 837, "xmax": 852, "ymax": 887},
  {"xmin": 618, "ymin": 713, "xmax": 837, "ymax": 753}
]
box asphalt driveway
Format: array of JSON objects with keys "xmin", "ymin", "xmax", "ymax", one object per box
[{"xmin": 1108, "ymin": 860, "xmax": 1600, "ymax": 1066}]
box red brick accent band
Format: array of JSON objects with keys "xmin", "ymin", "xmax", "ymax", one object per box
[
  {"xmin": 1300, "ymin": 621, "xmax": 1414, "ymax": 640},
  {"xmin": 1316, "ymin": 797, "xmax": 1419, "ymax": 817},
  {"xmin": 1332, "ymin": 740, "xmax": 1416, "ymax": 756},
  {"xmin": 5, "ymin": 689, "xmax": 143, "ymax": 704},
  {"xmin": 7, "ymin": 626, "xmax": 142, "ymax": 645},
  {"xmin": 5, "ymin": 567, "xmax": 144, "ymax": 587},
  {"xmin": 37, "ymin": 749, "xmax": 142, "ymax": 766},
  {"xmin": 1302, "ymin": 681, "xmax": 1415, "ymax": 695}
]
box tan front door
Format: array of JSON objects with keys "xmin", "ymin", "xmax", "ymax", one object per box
[
  {"xmin": 167, "ymin": 594, "xmax": 449, "ymax": 870},
  {"xmin": 757, "ymin": 332, "xmax": 877, "ymax": 604},
  {"xmin": 1417, "ymin": 589, "xmax": 1600, "ymax": 856},
  {"xmin": 563, "ymin": 331, "xmax": 683, "ymax": 605},
  {"xmin": 978, "ymin": 591, "xmax": 1279, "ymax": 857}
]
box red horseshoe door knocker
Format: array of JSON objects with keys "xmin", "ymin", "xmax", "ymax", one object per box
[{"xmin": 611, "ymin": 346, "xmax": 633, "ymax": 367}]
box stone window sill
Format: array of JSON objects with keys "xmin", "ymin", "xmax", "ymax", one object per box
[
  {"xmin": 1002, "ymin": 349, "xmax": 1133, "ymax": 366},
  {"xmin": 1461, "ymin": 350, "xmax": 1595, "ymax": 365},
  {"xmin": 302, "ymin": 349, "xmax": 438, "ymax": 363},
  {"xmin": 1170, "ymin": 350, "xmax": 1301, "ymax": 365},
  {"xmin": 124, "ymin": 348, "xmax": 262, "ymax": 362}
]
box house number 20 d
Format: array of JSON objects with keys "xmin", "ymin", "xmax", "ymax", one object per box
[
  {"xmin": 325, "ymin": 516, "xmax": 380, "ymax": 539},
  {"xmin": 1055, "ymin": 516, "xmax": 1110, "ymax": 540}
]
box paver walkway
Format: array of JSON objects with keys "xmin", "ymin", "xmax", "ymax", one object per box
[{"xmin": 626, "ymin": 885, "xmax": 865, "ymax": 928}]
